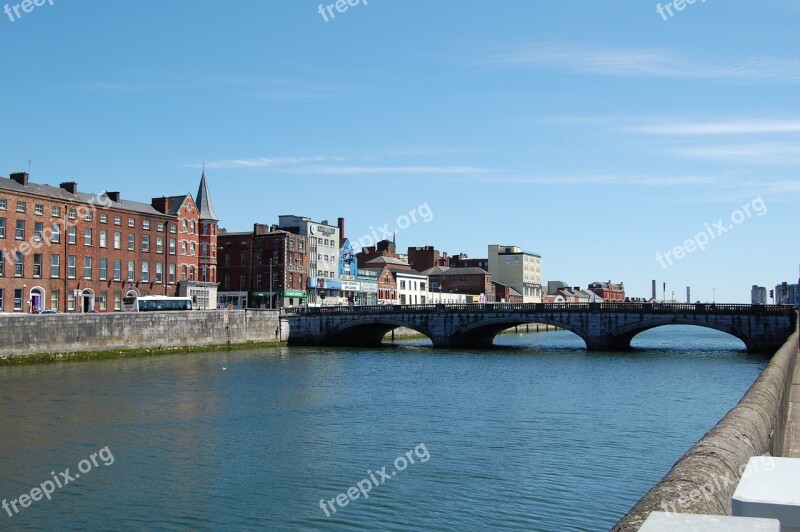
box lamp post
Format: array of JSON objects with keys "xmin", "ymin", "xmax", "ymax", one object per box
[
  {"xmin": 713, "ymin": 288, "xmax": 716, "ymax": 304},
  {"xmin": 269, "ymin": 258, "xmax": 273, "ymax": 309}
]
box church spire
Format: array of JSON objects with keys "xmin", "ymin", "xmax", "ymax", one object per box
[{"xmin": 196, "ymin": 169, "xmax": 219, "ymax": 222}]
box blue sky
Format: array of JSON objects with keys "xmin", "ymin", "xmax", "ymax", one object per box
[{"xmin": 1, "ymin": 1, "xmax": 798, "ymax": 302}]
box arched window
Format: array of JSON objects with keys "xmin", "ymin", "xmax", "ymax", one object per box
[{"xmin": 181, "ymin": 265, "xmax": 187, "ymax": 282}]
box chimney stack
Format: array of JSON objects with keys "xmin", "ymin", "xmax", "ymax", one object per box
[
  {"xmin": 107, "ymin": 191, "xmax": 121, "ymax": 203},
  {"xmin": 151, "ymin": 196, "xmax": 169, "ymax": 213},
  {"xmin": 60, "ymin": 182, "xmax": 78, "ymax": 194},
  {"xmin": 10, "ymin": 172, "xmax": 29, "ymax": 186},
  {"xmin": 338, "ymin": 217, "xmax": 346, "ymax": 239}
]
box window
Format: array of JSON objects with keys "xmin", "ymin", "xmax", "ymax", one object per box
[
  {"xmin": 84, "ymin": 228, "xmax": 92, "ymax": 246},
  {"xmin": 128, "ymin": 233, "xmax": 135, "ymax": 251},
  {"xmin": 143, "ymin": 220, "xmax": 150, "ymax": 230},
  {"xmin": 14, "ymin": 252, "xmax": 23, "ymax": 276},
  {"xmin": 114, "ymin": 216, "xmax": 121, "ymax": 225},
  {"xmin": 168, "ymin": 264, "xmax": 176, "ymax": 284},
  {"xmin": 114, "ymin": 232, "xmax": 121, "ymax": 249},
  {"xmin": 113, "ymin": 259, "xmax": 121, "ymax": 281},
  {"xmin": 127, "ymin": 260, "xmax": 135, "ymax": 281},
  {"xmin": 157, "ymin": 222, "xmax": 164, "ymax": 232},
  {"xmin": 182, "ymin": 218, "xmax": 188, "ymax": 232},
  {"xmin": 67, "ymin": 226, "xmax": 77, "ymax": 244},
  {"xmin": 0, "ymin": 198, "xmax": 5, "ymax": 210},
  {"xmin": 99, "ymin": 291, "xmax": 107, "ymax": 310},
  {"xmin": 0, "ymin": 289, "xmax": 3, "ymax": 310},
  {"xmin": 190, "ymin": 242, "xmax": 195, "ymax": 256},
  {"xmin": 99, "ymin": 258, "xmax": 107, "ymax": 280},
  {"xmin": 202, "ymin": 223, "xmax": 208, "ymax": 235},
  {"xmin": 52, "ymin": 206, "xmax": 61, "ymax": 217},
  {"xmin": 14, "ymin": 289, "xmax": 23, "ymax": 311},
  {"xmin": 100, "ymin": 229, "xmax": 107, "ymax": 248},
  {"xmin": 181, "ymin": 265, "xmax": 187, "ymax": 282},
  {"xmin": 169, "ymin": 223, "xmax": 177, "ymax": 234},
  {"xmin": 34, "ymin": 204, "xmax": 44, "ymax": 215},
  {"xmin": 51, "ymin": 223, "xmax": 60, "ymax": 243},
  {"xmin": 84, "ymin": 211, "xmax": 92, "ymax": 222},
  {"xmin": 16, "ymin": 201, "xmax": 26, "ymax": 213},
  {"xmin": 181, "ymin": 241, "xmax": 187, "ymax": 255},
  {"xmin": 68, "ymin": 256, "xmax": 77, "ymax": 278},
  {"xmin": 100, "ymin": 213, "xmax": 108, "ymax": 223},
  {"xmin": 114, "ymin": 292, "xmax": 121, "ymax": 311},
  {"xmin": 15, "ymin": 220, "xmax": 24, "ymax": 240},
  {"xmin": 155, "ymin": 262, "xmax": 163, "ymax": 283},
  {"xmin": 84, "ymin": 257, "xmax": 92, "ymax": 279},
  {"xmin": 141, "ymin": 261, "xmax": 149, "ymax": 282},
  {"xmin": 169, "ymin": 239, "xmax": 176, "ymax": 255},
  {"xmin": 67, "ymin": 291, "xmax": 75, "ymax": 311},
  {"xmin": 33, "ymin": 254, "xmax": 42, "ymax": 277},
  {"xmin": 156, "ymin": 237, "xmax": 164, "ymax": 254},
  {"xmin": 128, "ymin": 217, "xmax": 135, "ymax": 227},
  {"xmin": 0, "ymin": 251, "xmax": 4, "ymax": 276},
  {"xmin": 202, "ymin": 243, "xmax": 208, "ymax": 257},
  {"xmin": 0, "ymin": 218, "xmax": 5, "ymax": 238},
  {"xmin": 142, "ymin": 235, "xmax": 150, "ymax": 252},
  {"xmin": 34, "ymin": 222, "xmax": 43, "ymax": 242},
  {"xmin": 51, "ymin": 290, "xmax": 59, "ymax": 311},
  {"xmin": 68, "ymin": 208, "xmax": 77, "ymax": 220},
  {"xmin": 51, "ymin": 255, "xmax": 60, "ymax": 277}
]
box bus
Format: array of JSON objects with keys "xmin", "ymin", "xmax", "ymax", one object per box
[{"xmin": 122, "ymin": 295, "xmax": 193, "ymax": 312}]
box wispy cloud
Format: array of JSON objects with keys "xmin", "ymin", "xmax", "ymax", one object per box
[
  {"xmin": 476, "ymin": 43, "xmax": 800, "ymax": 83},
  {"xmin": 473, "ymin": 174, "xmax": 721, "ymax": 186},
  {"xmin": 629, "ymin": 119, "xmax": 800, "ymax": 136},
  {"xmin": 295, "ymin": 165, "xmax": 487, "ymax": 175},
  {"xmin": 194, "ymin": 156, "xmax": 348, "ymax": 170},
  {"xmin": 667, "ymin": 142, "xmax": 800, "ymax": 164}
]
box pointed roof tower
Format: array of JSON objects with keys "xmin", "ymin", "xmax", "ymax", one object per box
[{"xmin": 196, "ymin": 167, "xmax": 219, "ymax": 222}]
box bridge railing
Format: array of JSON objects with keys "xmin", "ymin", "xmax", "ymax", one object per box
[{"xmin": 283, "ymin": 303, "xmax": 797, "ymax": 316}]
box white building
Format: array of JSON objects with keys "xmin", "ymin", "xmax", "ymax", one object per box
[
  {"xmin": 279, "ymin": 215, "xmax": 341, "ymax": 305},
  {"xmin": 395, "ymin": 270, "xmax": 429, "ymax": 305},
  {"xmin": 488, "ymin": 245, "xmax": 543, "ymax": 303}
]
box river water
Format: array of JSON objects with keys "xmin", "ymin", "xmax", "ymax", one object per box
[{"xmin": 0, "ymin": 326, "xmax": 768, "ymax": 531}]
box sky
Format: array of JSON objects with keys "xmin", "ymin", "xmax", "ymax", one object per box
[{"xmin": 0, "ymin": 0, "xmax": 798, "ymax": 303}]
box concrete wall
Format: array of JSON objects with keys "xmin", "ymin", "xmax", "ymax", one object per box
[
  {"xmin": 0, "ymin": 310, "xmax": 285, "ymax": 358},
  {"xmin": 612, "ymin": 327, "xmax": 800, "ymax": 531}
]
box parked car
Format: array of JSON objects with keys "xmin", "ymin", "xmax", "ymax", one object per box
[{"xmin": 38, "ymin": 309, "xmax": 60, "ymax": 314}]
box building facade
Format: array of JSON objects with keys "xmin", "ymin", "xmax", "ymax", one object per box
[
  {"xmin": 0, "ymin": 172, "xmax": 217, "ymax": 313},
  {"xmin": 487, "ymin": 245, "xmax": 543, "ymax": 303},
  {"xmin": 588, "ymin": 281, "xmax": 625, "ymax": 302},
  {"xmin": 279, "ymin": 215, "xmax": 340, "ymax": 306},
  {"xmin": 751, "ymin": 285, "xmax": 768, "ymax": 305}
]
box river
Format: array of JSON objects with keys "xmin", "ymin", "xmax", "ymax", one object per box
[{"xmin": 0, "ymin": 326, "xmax": 768, "ymax": 531}]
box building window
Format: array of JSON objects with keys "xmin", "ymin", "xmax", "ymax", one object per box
[
  {"xmin": 128, "ymin": 217, "xmax": 135, "ymax": 228},
  {"xmin": 99, "ymin": 291, "xmax": 107, "ymax": 310},
  {"xmin": 127, "ymin": 261, "xmax": 135, "ymax": 281},
  {"xmin": 52, "ymin": 223, "xmax": 60, "ymax": 243},
  {"xmin": 52, "ymin": 206, "xmax": 61, "ymax": 217},
  {"xmin": 34, "ymin": 222, "xmax": 43, "ymax": 242},
  {"xmin": 50, "ymin": 290, "xmax": 59, "ymax": 311},
  {"xmin": 100, "ymin": 258, "xmax": 107, "ymax": 280},
  {"xmin": 0, "ymin": 251, "xmax": 4, "ymax": 276},
  {"xmin": 156, "ymin": 237, "xmax": 164, "ymax": 254},
  {"xmin": 0, "ymin": 198, "xmax": 5, "ymax": 210},
  {"xmin": 169, "ymin": 239, "xmax": 176, "ymax": 255},
  {"xmin": 114, "ymin": 216, "xmax": 121, "ymax": 226},
  {"xmin": 34, "ymin": 204, "xmax": 44, "ymax": 215},
  {"xmin": 84, "ymin": 257, "xmax": 92, "ymax": 279},
  {"xmin": 84, "ymin": 211, "xmax": 92, "ymax": 222},
  {"xmin": 113, "ymin": 259, "xmax": 121, "ymax": 281},
  {"xmin": 100, "ymin": 213, "xmax": 108, "ymax": 223},
  {"xmin": 155, "ymin": 262, "xmax": 163, "ymax": 283},
  {"xmin": 33, "ymin": 254, "xmax": 42, "ymax": 277},
  {"xmin": 15, "ymin": 220, "xmax": 24, "ymax": 240},
  {"xmin": 14, "ymin": 289, "xmax": 23, "ymax": 311},
  {"xmin": 157, "ymin": 222, "xmax": 164, "ymax": 232},
  {"xmin": 14, "ymin": 252, "xmax": 24, "ymax": 276},
  {"xmin": 142, "ymin": 235, "xmax": 150, "ymax": 252},
  {"xmin": 100, "ymin": 229, "xmax": 107, "ymax": 247},
  {"xmin": 189, "ymin": 266, "xmax": 195, "ymax": 281},
  {"xmin": 181, "ymin": 241, "xmax": 187, "ymax": 255},
  {"xmin": 128, "ymin": 233, "xmax": 135, "ymax": 251},
  {"xmin": 51, "ymin": 255, "xmax": 60, "ymax": 277},
  {"xmin": 84, "ymin": 228, "xmax": 92, "ymax": 246},
  {"xmin": 141, "ymin": 261, "xmax": 150, "ymax": 282},
  {"xmin": 182, "ymin": 218, "xmax": 188, "ymax": 232},
  {"xmin": 16, "ymin": 201, "xmax": 26, "ymax": 213},
  {"xmin": 114, "ymin": 232, "xmax": 121, "ymax": 249},
  {"xmin": 143, "ymin": 220, "xmax": 150, "ymax": 230},
  {"xmin": 68, "ymin": 208, "xmax": 77, "ymax": 220},
  {"xmin": 168, "ymin": 264, "xmax": 176, "ymax": 284},
  {"xmin": 170, "ymin": 223, "xmax": 177, "ymax": 234},
  {"xmin": 181, "ymin": 265, "xmax": 187, "ymax": 282},
  {"xmin": 68, "ymin": 226, "xmax": 77, "ymax": 244},
  {"xmin": 114, "ymin": 292, "xmax": 121, "ymax": 311},
  {"xmin": 0, "ymin": 218, "xmax": 5, "ymax": 238},
  {"xmin": 67, "ymin": 255, "xmax": 77, "ymax": 278}
]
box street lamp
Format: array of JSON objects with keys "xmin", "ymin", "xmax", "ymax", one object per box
[{"xmin": 713, "ymin": 288, "xmax": 716, "ymax": 304}]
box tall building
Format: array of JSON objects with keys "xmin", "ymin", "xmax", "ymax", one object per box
[
  {"xmin": 278, "ymin": 215, "xmax": 340, "ymax": 305},
  {"xmin": 751, "ymin": 285, "xmax": 767, "ymax": 305},
  {"xmin": 775, "ymin": 282, "xmax": 799, "ymax": 307},
  {"xmin": 487, "ymin": 245, "xmax": 542, "ymax": 303},
  {"xmin": 0, "ymin": 171, "xmax": 217, "ymax": 313}
]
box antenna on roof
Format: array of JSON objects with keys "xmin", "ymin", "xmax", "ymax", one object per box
[{"xmin": 27, "ymin": 160, "xmax": 31, "ymax": 175}]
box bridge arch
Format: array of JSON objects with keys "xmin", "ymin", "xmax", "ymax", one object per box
[
  {"xmin": 449, "ymin": 316, "xmax": 590, "ymax": 349},
  {"xmin": 609, "ymin": 319, "xmax": 751, "ymax": 351},
  {"xmin": 325, "ymin": 318, "xmax": 434, "ymax": 347}
]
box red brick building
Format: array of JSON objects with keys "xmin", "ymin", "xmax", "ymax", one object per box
[
  {"xmin": 423, "ymin": 266, "xmax": 495, "ymax": 301},
  {"xmin": 588, "ymin": 281, "xmax": 625, "ymax": 302},
  {"xmin": 0, "ymin": 171, "xmax": 218, "ymax": 313}
]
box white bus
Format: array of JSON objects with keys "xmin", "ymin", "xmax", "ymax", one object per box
[{"xmin": 122, "ymin": 295, "xmax": 193, "ymax": 312}]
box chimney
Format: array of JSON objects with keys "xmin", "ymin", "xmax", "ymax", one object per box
[
  {"xmin": 338, "ymin": 217, "xmax": 345, "ymax": 239},
  {"xmin": 151, "ymin": 196, "xmax": 169, "ymax": 213},
  {"xmin": 10, "ymin": 172, "xmax": 29, "ymax": 186},
  {"xmin": 107, "ymin": 191, "xmax": 121, "ymax": 203},
  {"xmin": 60, "ymin": 182, "xmax": 78, "ymax": 194}
]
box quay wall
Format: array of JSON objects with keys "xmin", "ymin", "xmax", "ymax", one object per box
[
  {"xmin": 612, "ymin": 325, "xmax": 800, "ymax": 531},
  {"xmin": 0, "ymin": 310, "xmax": 284, "ymax": 358}
]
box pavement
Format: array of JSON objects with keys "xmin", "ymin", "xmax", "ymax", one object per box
[{"xmin": 785, "ymin": 355, "xmax": 800, "ymax": 458}]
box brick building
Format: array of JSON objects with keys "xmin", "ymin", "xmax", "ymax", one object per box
[
  {"xmin": 217, "ymin": 224, "xmax": 309, "ymax": 308},
  {"xmin": 423, "ymin": 266, "xmax": 495, "ymax": 301},
  {"xmin": 407, "ymin": 246, "xmax": 450, "ymax": 271},
  {"xmin": 0, "ymin": 171, "xmax": 218, "ymax": 313},
  {"xmin": 588, "ymin": 281, "xmax": 625, "ymax": 302}
]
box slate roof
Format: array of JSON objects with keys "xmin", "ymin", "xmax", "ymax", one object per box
[{"xmin": 196, "ymin": 172, "xmax": 219, "ymax": 221}]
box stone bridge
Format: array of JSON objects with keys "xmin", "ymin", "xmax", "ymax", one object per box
[{"xmin": 285, "ymin": 303, "xmax": 797, "ymax": 352}]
